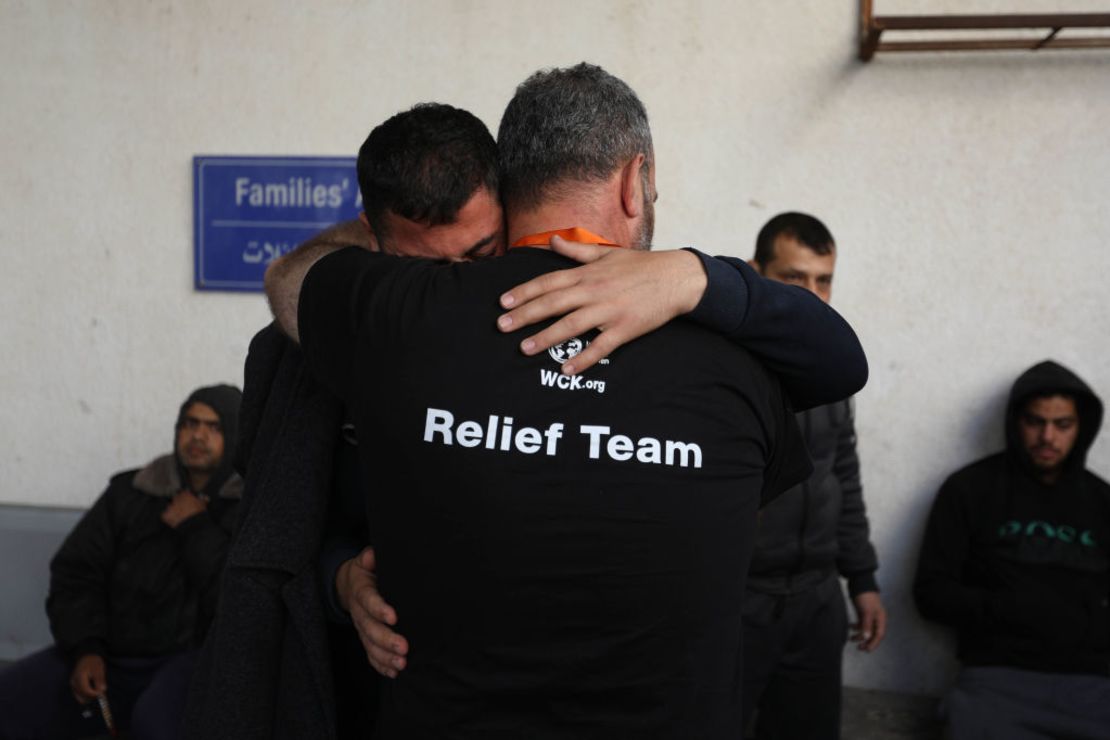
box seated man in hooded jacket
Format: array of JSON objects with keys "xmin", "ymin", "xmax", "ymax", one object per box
[
  {"xmin": 915, "ymin": 361, "xmax": 1110, "ymax": 740},
  {"xmin": 0, "ymin": 383, "xmax": 243, "ymax": 740}
]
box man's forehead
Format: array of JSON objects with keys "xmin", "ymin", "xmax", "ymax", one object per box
[
  {"xmin": 769, "ymin": 236, "xmax": 836, "ymax": 267},
  {"xmin": 1023, "ymin": 395, "xmax": 1078, "ymax": 418},
  {"xmin": 184, "ymin": 402, "xmax": 220, "ymax": 421},
  {"xmin": 381, "ymin": 186, "xmax": 504, "ymax": 260}
]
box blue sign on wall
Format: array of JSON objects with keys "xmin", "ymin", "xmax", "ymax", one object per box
[{"xmin": 193, "ymin": 156, "xmax": 361, "ymax": 291}]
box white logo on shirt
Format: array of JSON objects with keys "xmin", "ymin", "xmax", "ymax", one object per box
[
  {"xmin": 548, "ymin": 338, "xmax": 585, "ymax": 364},
  {"xmin": 539, "ymin": 369, "xmax": 606, "ymax": 395}
]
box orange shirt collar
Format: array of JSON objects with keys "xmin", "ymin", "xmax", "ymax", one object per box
[{"xmin": 511, "ymin": 227, "xmax": 624, "ymax": 249}]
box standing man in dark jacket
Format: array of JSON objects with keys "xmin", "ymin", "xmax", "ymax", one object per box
[
  {"xmin": 0, "ymin": 384, "xmax": 242, "ymax": 740},
  {"xmin": 915, "ymin": 361, "xmax": 1110, "ymax": 739},
  {"xmin": 742, "ymin": 212, "xmax": 885, "ymax": 740}
]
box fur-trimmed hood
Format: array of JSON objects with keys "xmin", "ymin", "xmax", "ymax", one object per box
[{"xmin": 133, "ymin": 453, "xmax": 243, "ymax": 500}]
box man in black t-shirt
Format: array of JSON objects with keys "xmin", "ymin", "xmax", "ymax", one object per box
[{"xmin": 264, "ymin": 64, "xmax": 853, "ymax": 738}]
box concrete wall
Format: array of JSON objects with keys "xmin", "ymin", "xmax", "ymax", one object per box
[{"xmin": 2, "ymin": 0, "xmax": 1108, "ymax": 694}]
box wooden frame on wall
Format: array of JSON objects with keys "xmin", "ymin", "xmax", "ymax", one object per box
[{"xmin": 859, "ymin": 0, "xmax": 1110, "ymax": 60}]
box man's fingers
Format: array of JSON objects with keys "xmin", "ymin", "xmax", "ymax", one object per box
[
  {"xmin": 515, "ymin": 307, "xmax": 603, "ymax": 358},
  {"xmin": 858, "ymin": 614, "xmax": 875, "ymax": 649},
  {"xmin": 549, "ymin": 236, "xmax": 609, "ymax": 264},
  {"xmin": 354, "ymin": 611, "xmax": 408, "ymax": 676},
  {"xmin": 351, "ymin": 570, "xmax": 398, "ymax": 627},
  {"xmin": 498, "ymin": 284, "xmax": 591, "ymax": 334},
  {"xmin": 352, "ymin": 598, "xmax": 408, "ymax": 655},
  {"xmin": 357, "ymin": 630, "xmax": 405, "ymax": 678},
  {"xmin": 347, "ymin": 543, "xmax": 410, "ymax": 674},
  {"xmin": 70, "ymin": 657, "xmax": 107, "ymax": 703},
  {"xmin": 865, "ymin": 610, "xmax": 888, "ymax": 651},
  {"xmin": 72, "ymin": 674, "xmax": 97, "ymax": 703},
  {"xmin": 90, "ymin": 663, "xmax": 107, "ymax": 695},
  {"xmin": 362, "ymin": 644, "xmax": 403, "ymax": 679},
  {"xmin": 515, "ymin": 311, "xmax": 624, "ymax": 373},
  {"xmin": 500, "ymin": 269, "xmax": 579, "ymax": 311},
  {"xmin": 854, "ymin": 608, "xmax": 886, "ymax": 652},
  {"xmin": 559, "ymin": 350, "xmax": 601, "ymax": 377},
  {"xmin": 366, "ymin": 593, "xmax": 398, "ymax": 627},
  {"xmin": 353, "ymin": 605, "xmax": 406, "ymax": 654},
  {"xmin": 559, "ymin": 332, "xmax": 622, "ymax": 376},
  {"xmin": 356, "ymin": 546, "xmax": 377, "ymax": 570}
]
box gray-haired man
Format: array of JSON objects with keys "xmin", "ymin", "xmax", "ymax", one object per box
[{"xmin": 263, "ymin": 64, "xmax": 866, "ymax": 737}]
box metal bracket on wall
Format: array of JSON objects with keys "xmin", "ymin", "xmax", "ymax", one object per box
[{"xmin": 859, "ymin": 0, "xmax": 1110, "ymax": 61}]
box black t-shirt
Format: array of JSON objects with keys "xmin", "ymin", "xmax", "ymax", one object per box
[{"xmin": 300, "ymin": 246, "xmax": 807, "ymax": 739}]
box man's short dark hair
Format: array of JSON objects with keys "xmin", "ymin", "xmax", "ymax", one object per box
[
  {"xmin": 753, "ymin": 212, "xmax": 836, "ymax": 269},
  {"xmin": 357, "ymin": 103, "xmax": 499, "ymax": 242},
  {"xmin": 497, "ymin": 63, "xmax": 653, "ymax": 212},
  {"xmin": 1023, "ymin": 391, "xmax": 1077, "ymax": 409}
]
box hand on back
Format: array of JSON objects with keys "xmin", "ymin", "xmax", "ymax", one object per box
[
  {"xmin": 336, "ymin": 546, "xmax": 409, "ymax": 678},
  {"xmin": 497, "ymin": 236, "xmax": 707, "ymax": 374}
]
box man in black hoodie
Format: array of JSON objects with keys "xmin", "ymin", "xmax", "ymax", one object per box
[
  {"xmin": 915, "ymin": 361, "xmax": 1110, "ymax": 739},
  {"xmin": 0, "ymin": 384, "xmax": 242, "ymax": 740}
]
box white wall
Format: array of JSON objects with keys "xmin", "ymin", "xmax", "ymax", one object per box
[{"xmin": 2, "ymin": 0, "xmax": 1108, "ymax": 695}]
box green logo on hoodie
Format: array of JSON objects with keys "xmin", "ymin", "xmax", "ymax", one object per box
[{"xmin": 997, "ymin": 520, "xmax": 1097, "ymax": 547}]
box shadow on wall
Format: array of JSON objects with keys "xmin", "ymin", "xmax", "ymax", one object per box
[
  {"xmin": 847, "ymin": 381, "xmax": 1010, "ymax": 697},
  {"xmin": 845, "ymin": 487, "xmax": 960, "ymax": 697},
  {"xmin": 967, "ymin": 386, "xmax": 1008, "ymax": 458}
]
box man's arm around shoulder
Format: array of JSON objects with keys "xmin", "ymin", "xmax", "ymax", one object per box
[
  {"xmin": 264, "ymin": 219, "xmax": 376, "ymax": 342},
  {"xmin": 495, "ymin": 238, "xmax": 867, "ymax": 410},
  {"xmin": 688, "ymin": 253, "xmax": 867, "ymax": 410}
]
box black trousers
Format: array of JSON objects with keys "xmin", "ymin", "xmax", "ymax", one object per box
[
  {"xmin": 741, "ymin": 573, "xmax": 847, "ymax": 740},
  {"xmin": 0, "ymin": 646, "xmax": 196, "ymax": 740},
  {"xmin": 944, "ymin": 666, "xmax": 1110, "ymax": 740}
]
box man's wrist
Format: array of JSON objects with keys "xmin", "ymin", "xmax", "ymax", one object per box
[
  {"xmin": 682, "ymin": 249, "xmax": 750, "ymax": 331},
  {"xmin": 672, "ymin": 249, "xmax": 708, "ymax": 315},
  {"xmin": 71, "ymin": 638, "xmax": 107, "ymax": 663}
]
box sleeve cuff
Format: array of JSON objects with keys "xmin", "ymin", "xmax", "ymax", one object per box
[
  {"xmin": 71, "ymin": 638, "xmax": 108, "ymax": 662},
  {"xmin": 846, "ymin": 572, "xmax": 879, "ymax": 597},
  {"xmin": 682, "ymin": 249, "xmax": 750, "ymax": 333},
  {"xmin": 319, "ymin": 541, "xmax": 362, "ymax": 624}
]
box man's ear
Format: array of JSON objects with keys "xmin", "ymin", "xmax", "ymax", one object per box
[
  {"xmin": 619, "ymin": 153, "xmax": 648, "ymax": 219},
  {"xmin": 745, "ymin": 257, "xmax": 772, "ymax": 275}
]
